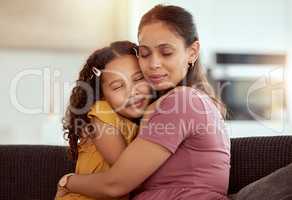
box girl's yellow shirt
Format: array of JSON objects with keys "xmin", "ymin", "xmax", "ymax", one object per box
[{"xmin": 58, "ymin": 101, "xmax": 138, "ymax": 200}]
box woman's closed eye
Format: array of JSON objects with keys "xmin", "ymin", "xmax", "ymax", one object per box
[
  {"xmin": 139, "ymin": 48, "xmax": 173, "ymax": 58},
  {"xmin": 138, "ymin": 47, "xmax": 151, "ymax": 58},
  {"xmin": 160, "ymin": 48, "xmax": 173, "ymax": 56}
]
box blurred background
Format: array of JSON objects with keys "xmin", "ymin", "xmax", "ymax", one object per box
[{"xmin": 0, "ymin": 0, "xmax": 291, "ymax": 145}]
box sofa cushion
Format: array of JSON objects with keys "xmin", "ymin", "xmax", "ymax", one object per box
[
  {"xmin": 1, "ymin": 136, "xmax": 292, "ymax": 199},
  {"xmin": 231, "ymin": 162, "xmax": 292, "ymax": 200}
]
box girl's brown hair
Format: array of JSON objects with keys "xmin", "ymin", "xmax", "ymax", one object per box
[
  {"xmin": 138, "ymin": 4, "xmax": 226, "ymax": 117},
  {"xmin": 63, "ymin": 41, "xmax": 138, "ymax": 161}
]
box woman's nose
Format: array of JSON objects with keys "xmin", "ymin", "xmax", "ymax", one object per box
[{"xmin": 149, "ymin": 54, "xmax": 161, "ymax": 70}]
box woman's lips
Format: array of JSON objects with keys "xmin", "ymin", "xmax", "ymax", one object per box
[{"xmin": 148, "ymin": 74, "xmax": 167, "ymax": 84}]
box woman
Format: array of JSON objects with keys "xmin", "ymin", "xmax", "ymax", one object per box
[{"xmin": 56, "ymin": 4, "xmax": 230, "ymax": 200}]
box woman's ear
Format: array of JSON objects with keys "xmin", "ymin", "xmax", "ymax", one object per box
[{"xmin": 187, "ymin": 41, "xmax": 200, "ymax": 64}]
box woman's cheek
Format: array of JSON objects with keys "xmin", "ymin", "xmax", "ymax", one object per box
[
  {"xmin": 138, "ymin": 59, "xmax": 149, "ymax": 74},
  {"xmin": 167, "ymin": 57, "xmax": 186, "ymax": 76}
]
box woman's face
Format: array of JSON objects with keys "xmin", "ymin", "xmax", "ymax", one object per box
[
  {"xmin": 138, "ymin": 22, "xmax": 198, "ymax": 91},
  {"xmin": 101, "ymin": 55, "xmax": 151, "ymax": 119}
]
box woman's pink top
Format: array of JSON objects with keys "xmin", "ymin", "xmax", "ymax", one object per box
[{"xmin": 133, "ymin": 87, "xmax": 230, "ymax": 200}]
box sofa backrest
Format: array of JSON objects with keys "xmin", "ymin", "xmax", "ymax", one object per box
[
  {"xmin": 229, "ymin": 136, "xmax": 292, "ymax": 194},
  {"xmin": 0, "ymin": 136, "xmax": 292, "ymax": 199},
  {"xmin": 0, "ymin": 145, "xmax": 75, "ymax": 200}
]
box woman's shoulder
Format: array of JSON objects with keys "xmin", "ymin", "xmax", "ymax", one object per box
[
  {"xmin": 158, "ymin": 86, "xmax": 202, "ymax": 104},
  {"xmin": 163, "ymin": 86, "xmax": 200, "ymax": 97},
  {"xmin": 149, "ymin": 86, "xmax": 215, "ymax": 120},
  {"xmin": 146, "ymin": 86, "xmax": 199, "ymax": 116}
]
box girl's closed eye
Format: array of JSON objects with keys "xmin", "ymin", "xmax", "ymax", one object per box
[
  {"xmin": 133, "ymin": 73, "xmax": 145, "ymax": 82},
  {"xmin": 110, "ymin": 81, "xmax": 124, "ymax": 90}
]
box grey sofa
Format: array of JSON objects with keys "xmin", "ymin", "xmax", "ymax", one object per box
[{"xmin": 1, "ymin": 136, "xmax": 292, "ymax": 200}]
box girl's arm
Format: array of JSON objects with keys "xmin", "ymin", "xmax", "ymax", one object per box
[
  {"xmin": 66, "ymin": 138, "xmax": 171, "ymax": 198},
  {"xmin": 89, "ymin": 117, "xmax": 127, "ymax": 165}
]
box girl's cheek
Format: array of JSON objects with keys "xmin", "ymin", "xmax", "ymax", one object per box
[
  {"xmin": 117, "ymin": 90, "xmax": 129, "ymax": 106},
  {"xmin": 108, "ymin": 90, "xmax": 126, "ymax": 106},
  {"xmin": 138, "ymin": 82, "xmax": 151, "ymax": 95}
]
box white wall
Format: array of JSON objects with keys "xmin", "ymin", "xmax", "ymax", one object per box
[
  {"xmin": 286, "ymin": 0, "xmax": 292, "ymax": 128},
  {"xmin": 0, "ymin": 0, "xmax": 133, "ymax": 145},
  {"xmin": 128, "ymin": 0, "xmax": 167, "ymax": 43},
  {"xmin": 128, "ymin": 0, "xmax": 292, "ymax": 137},
  {"xmin": 128, "ymin": 0, "xmax": 289, "ymax": 64},
  {"xmin": 0, "ymin": 0, "xmax": 129, "ymax": 50},
  {"xmin": 0, "ymin": 0, "xmax": 291, "ymax": 145},
  {"xmin": 0, "ymin": 49, "xmax": 89, "ymax": 144}
]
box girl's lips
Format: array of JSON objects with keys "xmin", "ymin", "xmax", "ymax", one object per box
[
  {"xmin": 132, "ymin": 98, "xmax": 145, "ymax": 108},
  {"xmin": 127, "ymin": 98, "xmax": 146, "ymax": 109},
  {"xmin": 148, "ymin": 74, "xmax": 167, "ymax": 84}
]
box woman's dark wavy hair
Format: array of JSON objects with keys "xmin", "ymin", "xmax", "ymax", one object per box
[
  {"xmin": 138, "ymin": 4, "xmax": 226, "ymax": 117},
  {"xmin": 63, "ymin": 41, "xmax": 138, "ymax": 161}
]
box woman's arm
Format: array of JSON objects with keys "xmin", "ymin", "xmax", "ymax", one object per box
[
  {"xmin": 89, "ymin": 117, "xmax": 126, "ymax": 165},
  {"xmin": 66, "ymin": 138, "xmax": 171, "ymax": 198},
  {"xmin": 63, "ymin": 88, "xmax": 189, "ymax": 198}
]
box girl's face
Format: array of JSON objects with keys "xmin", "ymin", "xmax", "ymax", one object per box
[
  {"xmin": 101, "ymin": 55, "xmax": 151, "ymax": 119},
  {"xmin": 138, "ymin": 22, "xmax": 199, "ymax": 91}
]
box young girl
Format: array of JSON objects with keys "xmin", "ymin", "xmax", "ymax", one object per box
[
  {"xmin": 56, "ymin": 5, "xmax": 230, "ymax": 200},
  {"xmin": 57, "ymin": 41, "xmax": 151, "ymax": 200}
]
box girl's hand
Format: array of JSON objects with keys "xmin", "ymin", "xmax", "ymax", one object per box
[{"xmin": 55, "ymin": 185, "xmax": 69, "ymax": 199}]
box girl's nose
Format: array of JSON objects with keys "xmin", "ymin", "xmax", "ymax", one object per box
[{"xmin": 130, "ymin": 85, "xmax": 139, "ymax": 97}]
